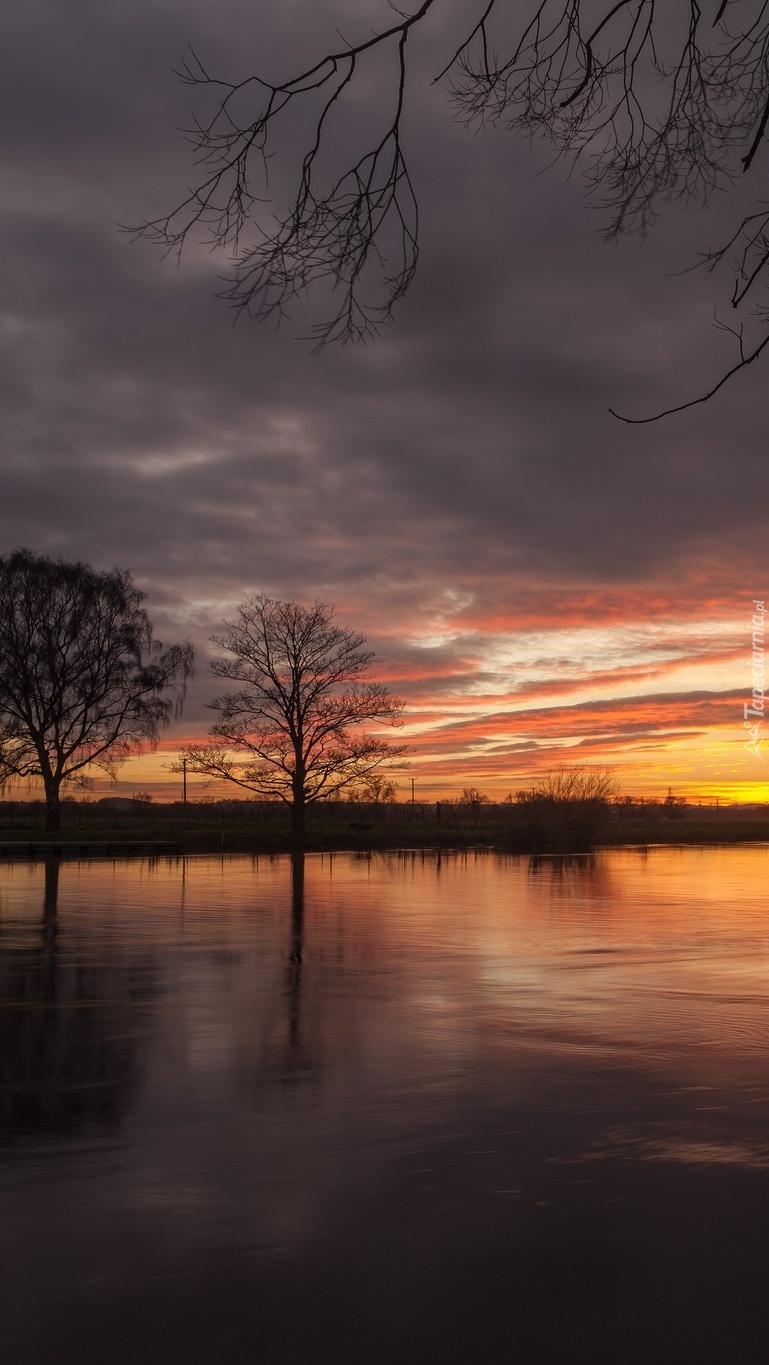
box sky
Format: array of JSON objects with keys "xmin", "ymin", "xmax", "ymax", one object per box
[{"xmin": 2, "ymin": 0, "xmax": 768, "ymax": 803}]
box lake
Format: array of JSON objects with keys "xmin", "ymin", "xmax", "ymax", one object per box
[{"xmin": 2, "ymin": 846, "xmax": 769, "ymax": 1363}]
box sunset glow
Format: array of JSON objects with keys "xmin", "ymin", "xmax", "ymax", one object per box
[
  {"xmin": 94, "ymin": 576, "xmax": 764, "ymax": 805},
  {"xmin": 3, "ymin": 2, "xmax": 767, "ymax": 810}
]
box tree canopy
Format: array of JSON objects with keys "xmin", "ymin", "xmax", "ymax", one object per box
[
  {"xmin": 134, "ymin": 1, "xmax": 769, "ymax": 416},
  {"xmin": 0, "ymin": 549, "xmax": 194, "ymax": 829},
  {"xmin": 180, "ymin": 594, "xmax": 407, "ymax": 835},
  {"xmin": 517, "ymin": 763, "xmax": 619, "ymax": 804}
]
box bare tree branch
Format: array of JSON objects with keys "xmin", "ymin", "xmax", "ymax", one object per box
[
  {"xmin": 134, "ymin": 2, "xmax": 769, "ymax": 408},
  {"xmin": 610, "ymin": 309, "xmax": 769, "ymax": 420}
]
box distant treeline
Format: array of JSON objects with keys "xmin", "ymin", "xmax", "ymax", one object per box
[{"xmin": 0, "ymin": 794, "xmax": 759, "ymax": 828}]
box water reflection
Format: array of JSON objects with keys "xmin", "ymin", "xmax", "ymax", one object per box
[
  {"xmin": 2, "ymin": 846, "xmax": 769, "ymax": 1363},
  {"xmin": 43, "ymin": 856, "xmax": 59, "ymax": 923},
  {"xmin": 527, "ymin": 852, "xmax": 621, "ymax": 907},
  {"xmin": 0, "ymin": 859, "xmax": 162, "ymax": 1144},
  {"xmin": 282, "ymin": 851, "xmax": 308, "ymax": 1077}
]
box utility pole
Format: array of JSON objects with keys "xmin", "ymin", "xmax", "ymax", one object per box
[
  {"xmin": 411, "ymin": 777, "xmax": 416, "ymax": 808},
  {"xmin": 182, "ymin": 757, "xmax": 188, "ymax": 828}
]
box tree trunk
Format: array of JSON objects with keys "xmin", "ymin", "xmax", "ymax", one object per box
[
  {"xmin": 291, "ymin": 795, "xmax": 306, "ymax": 838},
  {"xmin": 290, "ymin": 751, "xmax": 307, "ymax": 837},
  {"xmin": 44, "ymin": 782, "xmax": 61, "ymax": 832}
]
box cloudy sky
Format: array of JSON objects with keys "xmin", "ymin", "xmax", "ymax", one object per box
[{"xmin": 3, "ymin": 0, "xmax": 767, "ymax": 801}]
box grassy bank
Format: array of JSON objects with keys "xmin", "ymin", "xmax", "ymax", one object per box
[
  {"xmin": 1, "ymin": 799, "xmax": 768, "ymax": 855},
  {"xmin": 600, "ymin": 817, "xmax": 769, "ymax": 848}
]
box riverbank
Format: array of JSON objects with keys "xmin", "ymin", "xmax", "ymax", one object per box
[{"xmin": 1, "ymin": 812, "xmax": 768, "ymax": 855}]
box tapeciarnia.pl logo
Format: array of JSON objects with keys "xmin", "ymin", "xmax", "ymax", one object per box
[{"xmin": 744, "ymin": 600, "xmax": 766, "ymax": 762}]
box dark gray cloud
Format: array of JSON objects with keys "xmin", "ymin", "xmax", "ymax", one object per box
[{"xmin": 1, "ymin": 0, "xmax": 764, "ymax": 687}]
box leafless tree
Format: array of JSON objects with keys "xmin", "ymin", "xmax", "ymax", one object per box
[
  {"xmin": 0, "ymin": 549, "xmax": 194, "ymax": 830},
  {"xmin": 179, "ymin": 594, "xmax": 408, "ymax": 836},
  {"xmin": 515, "ymin": 763, "xmax": 619, "ymax": 849},
  {"xmin": 518, "ymin": 763, "xmax": 619, "ymax": 804},
  {"xmin": 358, "ymin": 773, "xmax": 399, "ymax": 803},
  {"xmin": 132, "ymin": 2, "xmax": 769, "ymax": 413}
]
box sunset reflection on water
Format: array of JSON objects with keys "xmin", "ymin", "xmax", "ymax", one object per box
[{"xmin": 2, "ymin": 846, "xmax": 769, "ymax": 1363}]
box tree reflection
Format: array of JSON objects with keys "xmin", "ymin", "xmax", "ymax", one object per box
[
  {"xmin": 243, "ymin": 850, "xmax": 320, "ymax": 1091},
  {"xmin": 287, "ymin": 849, "xmax": 304, "ymax": 1046},
  {"xmin": 41, "ymin": 858, "xmax": 59, "ymax": 1001},
  {"xmin": 281, "ymin": 850, "xmax": 313, "ymax": 1078},
  {"xmin": 0, "ymin": 859, "xmax": 161, "ymax": 1144},
  {"xmin": 528, "ymin": 853, "xmax": 614, "ymax": 900}
]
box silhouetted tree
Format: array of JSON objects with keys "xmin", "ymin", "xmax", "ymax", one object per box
[
  {"xmin": 179, "ymin": 594, "xmax": 407, "ymax": 836},
  {"xmin": 516, "ymin": 763, "xmax": 618, "ymax": 850},
  {"xmin": 358, "ymin": 773, "xmax": 398, "ymax": 804},
  {"xmin": 134, "ymin": 2, "xmax": 769, "ymax": 413},
  {"xmin": 521, "ymin": 764, "xmax": 619, "ymax": 804},
  {"xmin": 0, "ymin": 549, "xmax": 194, "ymax": 830}
]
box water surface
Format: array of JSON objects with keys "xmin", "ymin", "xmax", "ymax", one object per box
[{"xmin": 2, "ymin": 847, "xmax": 769, "ymax": 1363}]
